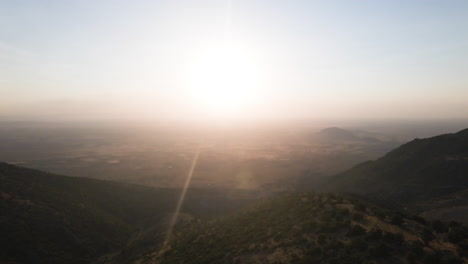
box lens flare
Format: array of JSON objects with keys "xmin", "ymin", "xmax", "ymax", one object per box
[{"xmin": 163, "ymin": 147, "xmax": 201, "ymax": 245}]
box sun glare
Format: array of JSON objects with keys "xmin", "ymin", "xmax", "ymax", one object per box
[{"xmin": 186, "ymin": 42, "xmax": 263, "ymax": 118}]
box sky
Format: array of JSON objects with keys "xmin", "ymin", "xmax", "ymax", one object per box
[{"xmin": 1, "ymin": 0, "xmax": 468, "ymax": 121}]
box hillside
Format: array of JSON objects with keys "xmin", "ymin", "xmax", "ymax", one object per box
[
  {"xmin": 323, "ymin": 128, "xmax": 468, "ymax": 212},
  {"xmin": 2, "ymin": 162, "xmax": 468, "ymax": 264},
  {"xmin": 115, "ymin": 192, "xmax": 467, "ymax": 264},
  {"xmin": 0, "ymin": 162, "xmax": 255, "ymax": 264}
]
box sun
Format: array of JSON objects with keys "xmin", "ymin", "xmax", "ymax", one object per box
[{"xmin": 186, "ymin": 42, "xmax": 263, "ymax": 118}]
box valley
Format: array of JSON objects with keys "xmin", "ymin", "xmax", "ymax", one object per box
[{"xmin": 2, "ymin": 126, "xmax": 468, "ymax": 264}]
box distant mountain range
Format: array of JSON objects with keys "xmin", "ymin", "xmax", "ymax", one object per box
[
  {"xmin": 312, "ymin": 127, "xmax": 381, "ymax": 144},
  {"xmin": 315, "ymin": 127, "xmax": 359, "ymax": 141}
]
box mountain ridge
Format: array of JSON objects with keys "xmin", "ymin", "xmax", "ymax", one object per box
[{"xmin": 323, "ymin": 128, "xmax": 468, "ymax": 221}]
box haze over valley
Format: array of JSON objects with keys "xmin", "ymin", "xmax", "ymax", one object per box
[{"xmin": 3, "ymin": 120, "xmax": 465, "ymax": 191}]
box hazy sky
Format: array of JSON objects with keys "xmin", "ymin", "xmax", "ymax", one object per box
[{"xmin": 1, "ymin": 0, "xmax": 468, "ymax": 121}]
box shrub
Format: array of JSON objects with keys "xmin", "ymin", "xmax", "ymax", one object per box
[
  {"xmin": 369, "ymin": 242, "xmax": 389, "ymax": 258},
  {"xmin": 383, "ymin": 232, "xmax": 404, "ymax": 244},
  {"xmin": 407, "ymin": 241, "xmax": 425, "ymax": 258},
  {"xmin": 422, "ymin": 228, "xmax": 434, "ymax": 245},
  {"xmin": 343, "ymin": 219, "xmax": 351, "ymax": 227},
  {"xmin": 423, "ymin": 252, "xmax": 441, "ymax": 264},
  {"xmin": 431, "ymin": 220, "xmax": 446, "ymax": 233},
  {"xmin": 338, "ymin": 208, "xmax": 350, "ymax": 217},
  {"xmin": 391, "ymin": 214, "xmax": 404, "ymax": 226},
  {"xmin": 347, "ymin": 225, "xmax": 366, "ymax": 237},
  {"xmin": 303, "ymin": 220, "xmax": 317, "ymax": 232},
  {"xmin": 318, "ymin": 221, "xmax": 340, "ymax": 233},
  {"xmin": 328, "ymin": 240, "xmax": 344, "ymax": 249},
  {"xmin": 366, "ymin": 228, "xmax": 383, "ymax": 240},
  {"xmin": 406, "ymin": 252, "xmax": 418, "ymax": 264},
  {"xmin": 443, "ymin": 256, "xmax": 463, "ymax": 264},
  {"xmin": 352, "ymin": 213, "xmax": 364, "ymax": 221},
  {"xmin": 350, "ymin": 238, "xmax": 368, "ymax": 251},
  {"xmin": 354, "ymin": 203, "xmax": 366, "ymax": 212},
  {"xmin": 326, "ymin": 258, "xmax": 340, "ymax": 264},
  {"xmin": 393, "ymin": 233, "xmax": 405, "ymax": 245},
  {"xmin": 456, "ymin": 241, "xmax": 468, "ymax": 257},
  {"xmin": 374, "ymin": 211, "xmax": 386, "ymax": 220},
  {"xmin": 448, "ymin": 226, "xmax": 468, "ymax": 244},
  {"xmin": 317, "ymin": 234, "xmax": 327, "ymax": 244},
  {"xmin": 411, "ymin": 215, "xmax": 427, "ymax": 225}
]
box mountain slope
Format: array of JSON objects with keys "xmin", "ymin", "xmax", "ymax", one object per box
[
  {"xmin": 0, "ymin": 163, "xmax": 255, "ymax": 264},
  {"xmin": 324, "ymin": 128, "xmax": 468, "ymax": 210},
  {"xmin": 120, "ymin": 192, "xmax": 466, "ymax": 264},
  {"xmin": 3, "ymin": 162, "xmax": 468, "ymax": 264},
  {"xmin": 0, "ymin": 162, "xmax": 183, "ymax": 264}
]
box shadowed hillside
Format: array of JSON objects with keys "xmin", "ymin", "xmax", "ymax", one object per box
[
  {"xmin": 323, "ymin": 128, "xmax": 468, "ymax": 221},
  {"xmin": 0, "ymin": 163, "xmax": 256, "ymax": 264}
]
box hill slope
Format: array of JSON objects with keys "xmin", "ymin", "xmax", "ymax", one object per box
[
  {"xmin": 3, "ymin": 162, "xmax": 468, "ymax": 264},
  {"xmin": 0, "ymin": 162, "xmax": 183, "ymax": 264},
  {"xmin": 0, "ymin": 163, "xmax": 255, "ymax": 264},
  {"xmin": 324, "ymin": 129, "xmax": 468, "ymax": 203},
  {"xmin": 119, "ymin": 192, "xmax": 466, "ymax": 264}
]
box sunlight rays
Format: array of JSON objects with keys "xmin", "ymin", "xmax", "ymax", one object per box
[{"xmin": 164, "ymin": 146, "xmax": 201, "ymax": 245}]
